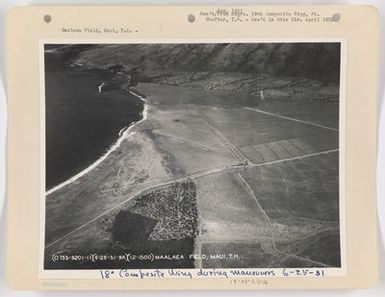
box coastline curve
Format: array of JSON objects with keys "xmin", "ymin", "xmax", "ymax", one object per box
[{"xmin": 45, "ymin": 90, "xmax": 148, "ymax": 196}]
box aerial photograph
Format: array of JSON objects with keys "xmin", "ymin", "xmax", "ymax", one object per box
[{"xmin": 43, "ymin": 42, "xmax": 341, "ymax": 270}]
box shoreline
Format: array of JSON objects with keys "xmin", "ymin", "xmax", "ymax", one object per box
[{"xmin": 46, "ymin": 89, "xmax": 149, "ymax": 196}]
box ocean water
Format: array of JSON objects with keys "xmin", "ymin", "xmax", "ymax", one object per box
[{"xmin": 45, "ymin": 52, "xmax": 144, "ymax": 190}]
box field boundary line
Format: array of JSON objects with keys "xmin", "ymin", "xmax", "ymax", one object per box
[{"xmin": 244, "ymin": 107, "xmax": 338, "ymax": 132}]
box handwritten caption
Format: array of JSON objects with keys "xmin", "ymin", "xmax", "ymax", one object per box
[
  {"xmin": 50, "ymin": 252, "xmax": 328, "ymax": 281},
  {"xmin": 99, "ymin": 268, "xmax": 326, "ymax": 280}
]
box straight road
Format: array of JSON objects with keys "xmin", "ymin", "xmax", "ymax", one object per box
[{"xmin": 46, "ymin": 148, "xmax": 338, "ymax": 249}]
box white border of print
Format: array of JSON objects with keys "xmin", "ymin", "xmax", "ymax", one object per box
[{"xmin": 38, "ymin": 38, "xmax": 347, "ymax": 280}]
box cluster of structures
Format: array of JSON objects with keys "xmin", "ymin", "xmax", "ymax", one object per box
[
  {"xmin": 131, "ymin": 181, "xmax": 198, "ymax": 241},
  {"xmin": 98, "ymin": 64, "xmax": 139, "ymax": 93}
]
